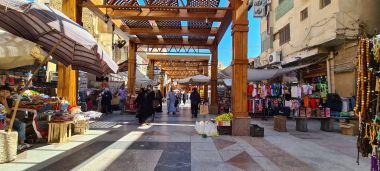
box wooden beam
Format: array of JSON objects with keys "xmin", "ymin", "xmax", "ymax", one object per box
[
  {"xmin": 147, "ymin": 55, "xmax": 209, "ymax": 61},
  {"xmin": 138, "ymin": 39, "xmax": 211, "ymax": 46},
  {"xmin": 161, "ymin": 68, "xmax": 200, "ymax": 71},
  {"xmin": 106, "ymin": 9, "xmax": 226, "ymax": 21},
  {"xmin": 214, "ymin": 8, "xmax": 232, "ymax": 45},
  {"xmin": 122, "ymin": 26, "xmax": 218, "ymax": 36},
  {"xmin": 82, "ymin": 4, "xmax": 233, "ymax": 10}
]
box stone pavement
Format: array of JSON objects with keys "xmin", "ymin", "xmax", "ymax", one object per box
[{"xmin": 0, "ymin": 102, "xmax": 370, "ymax": 171}]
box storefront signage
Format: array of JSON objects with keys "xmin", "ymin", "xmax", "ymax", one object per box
[{"xmin": 253, "ymin": 0, "xmax": 267, "ymax": 17}]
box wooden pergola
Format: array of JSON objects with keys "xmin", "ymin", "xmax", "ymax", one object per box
[{"xmin": 81, "ymin": 0, "xmax": 250, "ymax": 136}]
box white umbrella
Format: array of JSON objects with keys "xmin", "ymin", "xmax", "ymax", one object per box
[
  {"xmin": 221, "ymin": 64, "xmax": 310, "ymax": 82},
  {"xmin": 178, "ymin": 75, "xmax": 210, "ymax": 85},
  {"xmin": 135, "ymin": 78, "xmax": 158, "ymax": 88},
  {"xmin": 0, "ymin": 29, "xmax": 46, "ymax": 69}
]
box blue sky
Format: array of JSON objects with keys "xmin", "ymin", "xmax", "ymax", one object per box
[
  {"xmin": 217, "ymin": 0, "xmax": 261, "ymax": 66},
  {"xmin": 217, "ymin": 16, "xmax": 261, "ymax": 66}
]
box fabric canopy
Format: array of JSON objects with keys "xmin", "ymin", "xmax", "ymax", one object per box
[
  {"xmin": 221, "ymin": 64, "xmax": 310, "ymax": 82},
  {"xmin": 0, "ymin": 29, "xmax": 46, "ymax": 69},
  {"xmin": 0, "ymin": 0, "xmax": 118, "ymax": 75},
  {"xmin": 178, "ymin": 75, "xmax": 210, "ymax": 85}
]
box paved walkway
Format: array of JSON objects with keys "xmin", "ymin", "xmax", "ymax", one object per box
[{"xmin": 0, "ymin": 102, "xmax": 370, "ymax": 171}]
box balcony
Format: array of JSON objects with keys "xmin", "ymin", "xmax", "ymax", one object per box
[{"xmin": 276, "ymin": 0, "xmax": 294, "ymax": 20}]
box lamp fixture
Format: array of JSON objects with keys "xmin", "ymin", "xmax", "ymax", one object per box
[{"xmin": 104, "ymin": 8, "xmax": 110, "ymax": 23}]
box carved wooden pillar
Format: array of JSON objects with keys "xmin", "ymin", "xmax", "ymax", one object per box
[
  {"xmin": 231, "ymin": 0, "xmax": 250, "ymax": 136},
  {"xmin": 160, "ymin": 74, "xmax": 165, "ymax": 95},
  {"xmin": 203, "ymin": 61, "xmax": 209, "ymax": 102},
  {"xmin": 148, "ymin": 60, "xmax": 155, "ymax": 80},
  {"xmin": 127, "ymin": 41, "xmax": 136, "ymax": 95},
  {"xmin": 210, "ymin": 46, "xmax": 218, "ymax": 114},
  {"xmin": 57, "ymin": 0, "xmax": 80, "ymax": 105}
]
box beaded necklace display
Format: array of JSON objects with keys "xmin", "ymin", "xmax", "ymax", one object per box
[{"xmin": 355, "ymin": 37, "xmax": 380, "ymax": 166}]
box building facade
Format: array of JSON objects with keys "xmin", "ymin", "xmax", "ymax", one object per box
[{"xmin": 256, "ymin": 0, "xmax": 380, "ymax": 97}]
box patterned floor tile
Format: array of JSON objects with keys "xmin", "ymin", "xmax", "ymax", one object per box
[
  {"xmin": 191, "ymin": 142, "xmax": 218, "ymax": 151},
  {"xmin": 225, "ymin": 151, "xmax": 264, "ymax": 171},
  {"xmin": 212, "ymin": 137, "xmax": 237, "ymax": 150}
]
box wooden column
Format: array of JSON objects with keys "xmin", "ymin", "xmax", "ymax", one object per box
[
  {"xmin": 57, "ymin": 0, "xmax": 79, "ymax": 105},
  {"xmin": 231, "ymin": 0, "xmax": 250, "ymax": 136},
  {"xmin": 203, "ymin": 61, "xmax": 209, "ymax": 102},
  {"xmin": 127, "ymin": 41, "xmax": 136, "ymax": 95},
  {"xmin": 160, "ymin": 73, "xmax": 165, "ymax": 94},
  {"xmin": 148, "ymin": 60, "xmax": 155, "ymax": 80},
  {"xmin": 210, "ymin": 46, "xmax": 218, "ymax": 114}
]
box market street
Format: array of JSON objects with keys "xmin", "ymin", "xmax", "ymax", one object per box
[{"xmin": 0, "ymin": 103, "xmax": 369, "ymax": 171}]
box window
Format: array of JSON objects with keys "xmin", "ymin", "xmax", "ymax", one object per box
[
  {"xmin": 320, "ymin": 0, "xmax": 331, "ymax": 9},
  {"xmin": 300, "ymin": 8, "xmax": 308, "ymax": 21},
  {"xmin": 279, "ymin": 24, "xmax": 290, "ymax": 45}
]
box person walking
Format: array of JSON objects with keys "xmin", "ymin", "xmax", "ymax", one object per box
[
  {"xmin": 135, "ymin": 87, "xmax": 155, "ymax": 125},
  {"xmin": 118, "ymin": 85, "xmax": 127, "ymax": 114},
  {"xmin": 154, "ymin": 89, "xmax": 163, "ymax": 112},
  {"xmin": 167, "ymin": 88, "xmax": 176, "ymax": 115},
  {"xmin": 190, "ymin": 88, "xmax": 201, "ymax": 118},
  {"xmin": 182, "ymin": 91, "xmax": 187, "ymax": 104},
  {"xmin": 101, "ymin": 88, "xmax": 113, "ymax": 114}
]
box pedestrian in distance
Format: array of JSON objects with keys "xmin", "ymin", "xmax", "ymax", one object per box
[
  {"xmin": 118, "ymin": 85, "xmax": 127, "ymax": 114},
  {"xmin": 101, "ymin": 88, "xmax": 113, "ymax": 114},
  {"xmin": 135, "ymin": 87, "xmax": 154, "ymax": 125},
  {"xmin": 190, "ymin": 88, "xmax": 201, "ymax": 118},
  {"xmin": 154, "ymin": 88, "xmax": 163, "ymax": 112},
  {"xmin": 167, "ymin": 88, "xmax": 176, "ymax": 115},
  {"xmin": 182, "ymin": 91, "xmax": 188, "ymax": 104}
]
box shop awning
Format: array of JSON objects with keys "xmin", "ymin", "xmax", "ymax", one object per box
[
  {"xmin": 0, "ymin": 29, "xmax": 46, "ymax": 69},
  {"xmin": 178, "ymin": 75, "xmax": 211, "ymax": 85},
  {"xmin": 221, "ymin": 64, "xmax": 310, "ymax": 82},
  {"xmin": 0, "ymin": 0, "xmax": 118, "ymax": 76}
]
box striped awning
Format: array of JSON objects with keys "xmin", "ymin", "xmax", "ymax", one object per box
[{"xmin": 0, "ymin": 0, "xmax": 118, "ymax": 76}]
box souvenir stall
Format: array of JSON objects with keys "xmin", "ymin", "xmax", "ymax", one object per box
[
  {"xmin": 0, "ymin": 0, "xmax": 117, "ymax": 163},
  {"xmin": 291, "ymin": 62, "xmax": 357, "ymax": 133},
  {"xmin": 248, "ymin": 82, "xmax": 302, "ymax": 118},
  {"xmin": 355, "ymin": 36, "xmax": 380, "ymax": 169},
  {"xmin": 217, "ymin": 86, "xmax": 231, "ymax": 114}
]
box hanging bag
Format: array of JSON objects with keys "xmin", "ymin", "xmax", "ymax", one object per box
[{"xmin": 199, "ymin": 103, "xmax": 209, "ymax": 115}]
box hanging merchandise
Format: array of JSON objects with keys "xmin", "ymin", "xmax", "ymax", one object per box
[{"xmin": 354, "ymin": 37, "xmax": 380, "ymax": 168}]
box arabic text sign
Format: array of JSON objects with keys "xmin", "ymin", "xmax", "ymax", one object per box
[{"xmin": 253, "ymin": 0, "xmax": 267, "ymax": 17}]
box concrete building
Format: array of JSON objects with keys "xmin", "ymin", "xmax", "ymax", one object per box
[{"xmin": 257, "ymin": 0, "xmax": 380, "ymax": 97}]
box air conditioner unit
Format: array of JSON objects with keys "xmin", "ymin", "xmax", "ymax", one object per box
[{"xmin": 268, "ymin": 51, "xmax": 281, "ymax": 64}]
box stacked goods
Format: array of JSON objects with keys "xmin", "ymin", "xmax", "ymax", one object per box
[{"xmin": 18, "ymin": 90, "xmax": 62, "ymax": 111}]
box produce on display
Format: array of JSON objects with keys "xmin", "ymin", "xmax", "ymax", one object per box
[{"xmin": 215, "ymin": 113, "xmax": 233, "ymax": 122}]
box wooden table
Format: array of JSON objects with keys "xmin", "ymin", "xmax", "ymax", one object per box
[
  {"xmin": 293, "ymin": 116, "xmax": 357, "ymax": 132},
  {"xmin": 48, "ymin": 121, "xmax": 73, "ymax": 144}
]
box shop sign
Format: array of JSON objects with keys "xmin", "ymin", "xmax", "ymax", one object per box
[
  {"xmin": 253, "ymin": 0, "xmax": 267, "ymax": 17},
  {"xmin": 78, "ymin": 72, "xmax": 88, "ymax": 91}
]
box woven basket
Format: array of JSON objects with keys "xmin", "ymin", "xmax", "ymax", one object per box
[
  {"xmin": 74, "ymin": 120, "xmax": 89, "ymax": 135},
  {"xmin": 0, "ymin": 131, "xmax": 18, "ymax": 163}
]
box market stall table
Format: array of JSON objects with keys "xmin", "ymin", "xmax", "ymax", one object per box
[
  {"xmin": 293, "ymin": 116, "xmax": 358, "ymax": 132},
  {"xmin": 47, "ymin": 121, "xmax": 73, "ymax": 144}
]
